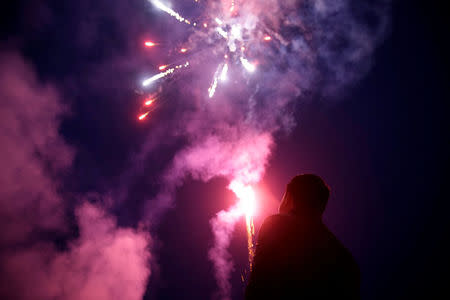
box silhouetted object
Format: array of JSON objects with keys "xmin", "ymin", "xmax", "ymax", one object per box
[{"xmin": 246, "ymin": 174, "xmax": 360, "ymax": 299}]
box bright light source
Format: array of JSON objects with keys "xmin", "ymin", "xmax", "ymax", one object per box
[
  {"xmin": 138, "ymin": 112, "xmax": 150, "ymax": 120},
  {"xmin": 240, "ymin": 57, "xmax": 256, "ymax": 73},
  {"xmin": 145, "ymin": 41, "xmax": 156, "ymax": 47}
]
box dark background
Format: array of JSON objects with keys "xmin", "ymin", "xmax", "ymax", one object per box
[{"xmin": 1, "ymin": 0, "xmax": 449, "ymax": 299}]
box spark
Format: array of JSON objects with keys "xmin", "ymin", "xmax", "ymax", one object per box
[
  {"xmin": 138, "ymin": 111, "xmax": 150, "ymax": 120},
  {"xmin": 229, "ymin": 181, "xmax": 257, "ymax": 268},
  {"xmin": 215, "ymin": 17, "xmax": 223, "ymax": 25},
  {"xmin": 263, "ymin": 35, "xmax": 272, "ymax": 41},
  {"xmin": 159, "ymin": 65, "xmax": 168, "ymax": 70},
  {"xmin": 142, "ymin": 62, "xmax": 189, "ymax": 87},
  {"xmin": 150, "ymin": 0, "xmax": 191, "ymax": 24},
  {"xmin": 144, "ymin": 98, "xmax": 154, "ymax": 106},
  {"xmin": 216, "ymin": 27, "xmax": 228, "ymax": 39},
  {"xmin": 180, "ymin": 48, "xmax": 188, "ymax": 53},
  {"xmin": 240, "ymin": 57, "xmax": 256, "ymax": 73},
  {"xmin": 220, "ymin": 63, "xmax": 228, "ymax": 81},
  {"xmin": 209, "ymin": 63, "xmax": 228, "ymax": 98},
  {"xmin": 142, "ymin": 69, "xmax": 175, "ymax": 86},
  {"xmin": 145, "ymin": 41, "xmax": 156, "ymax": 47}
]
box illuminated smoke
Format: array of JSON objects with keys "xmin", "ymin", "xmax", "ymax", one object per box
[
  {"xmin": 0, "ymin": 52, "xmax": 152, "ymax": 300},
  {"xmin": 129, "ymin": 0, "xmax": 390, "ymax": 297}
]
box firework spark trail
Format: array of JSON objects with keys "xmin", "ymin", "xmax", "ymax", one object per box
[
  {"xmin": 142, "ymin": 62, "xmax": 189, "ymax": 87},
  {"xmin": 208, "ymin": 63, "xmax": 226, "ymax": 98},
  {"xmin": 150, "ymin": 0, "xmax": 191, "ymax": 24},
  {"xmin": 229, "ymin": 180, "xmax": 256, "ymax": 268}
]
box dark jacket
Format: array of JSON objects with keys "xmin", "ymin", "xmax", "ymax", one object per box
[{"xmin": 245, "ymin": 214, "xmax": 360, "ymax": 299}]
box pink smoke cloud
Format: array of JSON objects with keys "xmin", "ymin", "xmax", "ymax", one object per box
[
  {"xmin": 208, "ymin": 204, "xmax": 243, "ymax": 300},
  {"xmin": 1, "ymin": 202, "xmax": 151, "ymax": 300},
  {"xmin": 0, "ymin": 52, "xmax": 151, "ymax": 300}
]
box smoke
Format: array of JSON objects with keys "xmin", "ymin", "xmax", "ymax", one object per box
[
  {"xmin": 208, "ymin": 204, "xmax": 243, "ymax": 300},
  {"xmin": 0, "ymin": 52, "xmax": 151, "ymax": 300},
  {"xmin": 134, "ymin": 0, "xmax": 391, "ymax": 298}
]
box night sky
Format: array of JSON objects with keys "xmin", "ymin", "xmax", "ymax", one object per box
[{"xmin": 1, "ymin": 0, "xmax": 449, "ymax": 299}]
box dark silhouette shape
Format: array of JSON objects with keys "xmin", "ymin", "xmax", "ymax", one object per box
[{"xmin": 245, "ymin": 174, "xmax": 360, "ymax": 299}]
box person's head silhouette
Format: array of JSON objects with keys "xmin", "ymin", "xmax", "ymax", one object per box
[{"xmin": 279, "ymin": 174, "xmax": 330, "ymax": 218}]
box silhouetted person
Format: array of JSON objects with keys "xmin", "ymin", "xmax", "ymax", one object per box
[{"xmin": 246, "ymin": 174, "xmax": 360, "ymax": 299}]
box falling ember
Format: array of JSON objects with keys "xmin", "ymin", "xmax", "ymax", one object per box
[
  {"xmin": 180, "ymin": 48, "xmax": 187, "ymax": 53},
  {"xmin": 145, "ymin": 41, "xmax": 156, "ymax": 47},
  {"xmin": 138, "ymin": 112, "xmax": 150, "ymax": 120},
  {"xmin": 159, "ymin": 65, "xmax": 168, "ymax": 70},
  {"xmin": 144, "ymin": 99, "xmax": 154, "ymax": 106},
  {"xmin": 263, "ymin": 35, "xmax": 272, "ymax": 41}
]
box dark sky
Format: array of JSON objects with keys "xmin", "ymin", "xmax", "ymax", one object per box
[{"xmin": 1, "ymin": 0, "xmax": 449, "ymax": 299}]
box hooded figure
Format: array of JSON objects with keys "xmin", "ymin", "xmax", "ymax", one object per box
[{"xmin": 245, "ymin": 174, "xmax": 360, "ymax": 299}]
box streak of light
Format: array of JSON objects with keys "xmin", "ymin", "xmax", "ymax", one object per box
[
  {"xmin": 220, "ymin": 63, "xmax": 228, "ymax": 81},
  {"xmin": 263, "ymin": 35, "xmax": 272, "ymax": 41},
  {"xmin": 145, "ymin": 41, "xmax": 156, "ymax": 47},
  {"xmin": 229, "ymin": 180, "xmax": 257, "ymax": 269},
  {"xmin": 215, "ymin": 17, "xmax": 223, "ymax": 25},
  {"xmin": 142, "ymin": 62, "xmax": 189, "ymax": 86},
  {"xmin": 144, "ymin": 98, "xmax": 154, "ymax": 106},
  {"xmin": 240, "ymin": 57, "xmax": 256, "ymax": 73},
  {"xmin": 142, "ymin": 68, "xmax": 175, "ymax": 86},
  {"xmin": 159, "ymin": 65, "xmax": 168, "ymax": 70},
  {"xmin": 150, "ymin": 0, "xmax": 191, "ymax": 24},
  {"xmin": 208, "ymin": 63, "xmax": 223, "ymax": 98},
  {"xmin": 138, "ymin": 112, "xmax": 150, "ymax": 120},
  {"xmin": 216, "ymin": 27, "xmax": 228, "ymax": 39}
]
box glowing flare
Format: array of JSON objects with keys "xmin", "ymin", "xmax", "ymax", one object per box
[
  {"xmin": 145, "ymin": 41, "xmax": 156, "ymax": 47},
  {"xmin": 144, "ymin": 99, "xmax": 154, "ymax": 106},
  {"xmin": 229, "ymin": 180, "xmax": 257, "ymax": 269},
  {"xmin": 180, "ymin": 48, "xmax": 187, "ymax": 53},
  {"xmin": 230, "ymin": 181, "xmax": 256, "ymax": 218},
  {"xmin": 240, "ymin": 57, "xmax": 256, "ymax": 73},
  {"xmin": 138, "ymin": 112, "xmax": 150, "ymax": 120},
  {"xmin": 159, "ymin": 65, "xmax": 168, "ymax": 70},
  {"xmin": 264, "ymin": 35, "xmax": 272, "ymax": 41}
]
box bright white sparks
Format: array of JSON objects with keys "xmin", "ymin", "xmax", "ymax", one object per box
[
  {"xmin": 220, "ymin": 63, "xmax": 228, "ymax": 81},
  {"xmin": 151, "ymin": 0, "xmax": 190, "ymax": 24},
  {"xmin": 143, "ymin": 69, "xmax": 174, "ymax": 86},
  {"xmin": 230, "ymin": 181, "xmax": 256, "ymax": 218},
  {"xmin": 216, "ymin": 27, "xmax": 228, "ymax": 39},
  {"xmin": 142, "ymin": 62, "xmax": 189, "ymax": 86},
  {"xmin": 240, "ymin": 57, "xmax": 256, "ymax": 73}
]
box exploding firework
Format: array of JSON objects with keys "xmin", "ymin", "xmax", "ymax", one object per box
[
  {"xmin": 138, "ymin": 0, "xmax": 389, "ymax": 298},
  {"xmin": 140, "ymin": 0, "xmax": 278, "ymax": 292}
]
